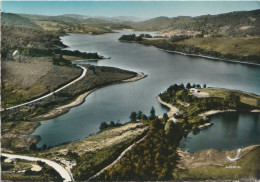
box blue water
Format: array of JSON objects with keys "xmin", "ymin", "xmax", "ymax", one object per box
[
  {"xmin": 32, "ymin": 31, "xmax": 260, "ymax": 147},
  {"xmin": 180, "ymin": 112, "xmax": 260, "ymax": 153}
]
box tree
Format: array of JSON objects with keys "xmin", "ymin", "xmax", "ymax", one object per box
[
  {"xmin": 151, "ymin": 118, "xmax": 163, "ymax": 129},
  {"xmin": 163, "ymin": 113, "xmax": 169, "ymax": 123},
  {"xmin": 110, "ymin": 121, "xmax": 116, "ymax": 127},
  {"xmin": 183, "ymin": 116, "xmax": 189, "ymax": 129},
  {"xmin": 165, "ymin": 120, "xmax": 174, "ymax": 135},
  {"xmin": 42, "ymin": 144, "xmax": 47, "ymax": 150},
  {"xmin": 130, "ymin": 112, "xmax": 137, "ymax": 122},
  {"xmin": 196, "ymin": 84, "xmax": 201, "ymax": 88},
  {"xmin": 226, "ymin": 93, "xmax": 240, "ymax": 107},
  {"xmin": 99, "ymin": 122, "xmax": 108, "ymax": 131},
  {"xmin": 203, "ymin": 84, "xmax": 207, "ymax": 88},
  {"xmin": 149, "ymin": 107, "xmax": 156, "ymax": 120},
  {"xmin": 30, "ymin": 143, "xmax": 37, "ymax": 150},
  {"xmin": 142, "ymin": 114, "xmax": 148, "ymax": 120},
  {"xmin": 137, "ymin": 111, "xmax": 143, "ymax": 120},
  {"xmin": 186, "ymin": 83, "xmax": 191, "ymax": 89},
  {"xmin": 179, "ymin": 83, "xmax": 185, "ymax": 89}
]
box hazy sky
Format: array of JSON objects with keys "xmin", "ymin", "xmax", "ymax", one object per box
[{"xmin": 2, "ymin": 1, "xmax": 260, "ymax": 18}]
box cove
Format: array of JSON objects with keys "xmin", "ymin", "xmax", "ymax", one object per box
[
  {"xmin": 32, "ymin": 30, "xmax": 260, "ymax": 147},
  {"xmin": 180, "ymin": 112, "xmax": 260, "ymax": 153}
]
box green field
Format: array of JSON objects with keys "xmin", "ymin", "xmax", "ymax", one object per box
[{"xmin": 178, "ymin": 37, "xmax": 260, "ymax": 58}]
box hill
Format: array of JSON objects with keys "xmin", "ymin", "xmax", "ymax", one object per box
[
  {"xmin": 130, "ymin": 9, "xmax": 260, "ymax": 36},
  {"xmin": 4, "ymin": 9, "xmax": 260, "ymax": 36},
  {"xmin": 20, "ymin": 13, "xmax": 131, "ymax": 30},
  {"xmin": 1, "ymin": 13, "xmax": 40, "ymax": 28}
]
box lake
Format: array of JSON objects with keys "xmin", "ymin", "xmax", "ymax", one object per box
[
  {"xmin": 180, "ymin": 112, "xmax": 260, "ymax": 153},
  {"xmin": 32, "ymin": 30, "xmax": 260, "ymax": 148}
]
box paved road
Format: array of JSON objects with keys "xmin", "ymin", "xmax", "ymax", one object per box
[
  {"xmin": 88, "ymin": 133, "xmax": 148, "ymax": 180},
  {"xmin": 1, "ymin": 65, "xmax": 87, "ymax": 111},
  {"xmin": 2, "ymin": 153, "xmax": 74, "ymax": 182}
]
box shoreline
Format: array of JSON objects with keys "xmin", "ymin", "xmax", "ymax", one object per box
[
  {"xmin": 135, "ymin": 40, "xmax": 260, "ymax": 66},
  {"xmin": 199, "ymin": 109, "xmax": 260, "ymax": 118},
  {"xmin": 198, "ymin": 110, "xmax": 237, "ymax": 117},
  {"xmin": 177, "ymin": 144, "xmax": 260, "ymax": 169},
  {"xmin": 161, "ymin": 48, "xmax": 260, "ymax": 66},
  {"xmin": 33, "ymin": 73, "xmax": 147, "ymax": 121}
]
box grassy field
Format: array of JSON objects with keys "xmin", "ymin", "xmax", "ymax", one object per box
[
  {"xmin": 34, "ymin": 20, "xmax": 111, "ymax": 35},
  {"xmin": 1, "ymin": 59, "xmax": 82, "ymax": 108},
  {"xmin": 203, "ymin": 88, "xmax": 260, "ymax": 107},
  {"xmin": 174, "ymin": 146, "xmax": 260, "ymax": 180},
  {"xmin": 137, "ymin": 36, "xmax": 260, "ymax": 64},
  {"xmin": 177, "ymin": 37, "xmax": 260, "ymax": 57},
  {"xmin": 33, "ymin": 20, "xmax": 68, "ymax": 31}
]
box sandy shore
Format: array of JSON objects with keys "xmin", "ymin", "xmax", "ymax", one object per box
[
  {"xmin": 199, "ymin": 109, "xmax": 260, "ymax": 118},
  {"xmin": 33, "ymin": 73, "xmax": 146, "ymax": 121},
  {"xmin": 198, "ymin": 110, "xmax": 237, "ymax": 117},
  {"xmin": 122, "ymin": 73, "xmax": 147, "ymax": 82}
]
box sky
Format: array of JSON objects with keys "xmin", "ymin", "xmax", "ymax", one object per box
[{"xmin": 2, "ymin": 1, "xmax": 260, "ymax": 18}]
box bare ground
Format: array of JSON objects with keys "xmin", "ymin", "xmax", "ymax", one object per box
[
  {"xmin": 1, "ymin": 121, "xmax": 40, "ymax": 152},
  {"xmin": 177, "ymin": 145, "xmax": 260, "ymax": 169},
  {"xmin": 46, "ymin": 123, "xmax": 148, "ymax": 157},
  {"xmin": 2, "ymin": 58, "xmax": 81, "ymax": 90}
]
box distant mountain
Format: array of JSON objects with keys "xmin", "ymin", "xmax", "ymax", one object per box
[
  {"xmin": 62, "ymin": 14, "xmax": 91, "ymax": 19},
  {"xmin": 3, "ymin": 9, "xmax": 260, "ymax": 36},
  {"xmin": 129, "ymin": 9, "xmax": 260, "ymax": 36},
  {"xmin": 62, "ymin": 14, "xmax": 147, "ymax": 22},
  {"xmin": 18, "ymin": 13, "xmax": 131, "ymax": 29},
  {"xmin": 96, "ymin": 16, "xmax": 148, "ymax": 23},
  {"xmin": 20, "ymin": 14, "xmax": 82, "ymax": 26},
  {"xmin": 1, "ymin": 13, "xmax": 40, "ymax": 28}
]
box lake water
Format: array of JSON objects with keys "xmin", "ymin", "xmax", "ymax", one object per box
[
  {"xmin": 32, "ymin": 31, "xmax": 260, "ymax": 148},
  {"xmin": 180, "ymin": 112, "xmax": 260, "ymax": 153}
]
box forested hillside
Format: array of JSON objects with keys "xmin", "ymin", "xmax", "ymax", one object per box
[{"xmin": 129, "ymin": 9, "xmax": 260, "ymax": 36}]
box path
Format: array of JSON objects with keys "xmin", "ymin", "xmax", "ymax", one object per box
[
  {"xmin": 88, "ymin": 133, "xmax": 148, "ymax": 180},
  {"xmin": 1, "ymin": 65, "xmax": 87, "ymax": 111},
  {"xmin": 157, "ymin": 96, "xmax": 180, "ymax": 123},
  {"xmin": 1, "ymin": 153, "xmax": 74, "ymax": 182},
  {"xmin": 227, "ymin": 148, "xmax": 242, "ymax": 162}
]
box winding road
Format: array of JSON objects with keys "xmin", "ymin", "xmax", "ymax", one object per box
[
  {"xmin": 1, "ymin": 65, "xmax": 87, "ymax": 111},
  {"xmin": 2, "ymin": 133, "xmax": 148, "ymax": 182},
  {"xmin": 1, "ymin": 153, "xmax": 74, "ymax": 182}
]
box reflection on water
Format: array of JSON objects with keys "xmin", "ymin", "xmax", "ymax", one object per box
[{"xmin": 180, "ymin": 112, "xmax": 260, "ymax": 153}]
